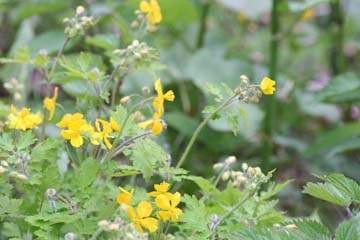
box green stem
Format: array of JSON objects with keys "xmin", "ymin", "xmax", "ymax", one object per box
[
  {"xmin": 261, "ymin": 0, "xmax": 280, "ymax": 171},
  {"xmin": 196, "ymin": 0, "xmax": 211, "ymax": 49},
  {"xmin": 176, "ymin": 94, "xmax": 238, "ymax": 169},
  {"xmin": 330, "ymin": 0, "xmax": 345, "ymax": 75},
  {"xmin": 111, "ymin": 66, "xmax": 130, "ymax": 107}
]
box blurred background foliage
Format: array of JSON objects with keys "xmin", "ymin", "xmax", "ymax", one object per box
[{"xmin": 0, "ymin": 0, "xmax": 359, "ymax": 230}]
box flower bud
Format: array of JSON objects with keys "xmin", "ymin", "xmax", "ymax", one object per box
[
  {"xmin": 134, "ymin": 53, "xmax": 141, "ymax": 60},
  {"xmin": 109, "ymin": 223, "xmax": 119, "ymax": 232},
  {"xmin": 213, "ymin": 163, "xmax": 223, "ymax": 171},
  {"xmin": 76, "ymin": 6, "xmax": 85, "ymax": 15},
  {"xmin": 285, "ymin": 224, "xmax": 298, "ymax": 231},
  {"xmin": 13, "ymin": 172, "xmax": 28, "ymax": 180},
  {"xmin": 247, "ymin": 167, "xmax": 256, "ymax": 177},
  {"xmin": 250, "ymin": 96, "xmax": 259, "ymax": 103},
  {"xmin": 120, "ymin": 96, "xmax": 130, "ymax": 105},
  {"xmin": 146, "ymin": 24, "xmax": 157, "ymax": 32},
  {"xmin": 45, "ymin": 188, "xmax": 57, "ymax": 200},
  {"xmin": 142, "ymin": 86, "xmax": 150, "ymax": 95},
  {"xmin": 225, "ymin": 156, "xmax": 236, "ymax": 165},
  {"xmin": 113, "ymin": 49, "xmax": 122, "ymax": 55},
  {"xmin": 236, "ymin": 175, "xmax": 246, "ymax": 183},
  {"xmin": 241, "ymin": 163, "xmax": 248, "ymax": 171},
  {"xmin": 133, "ymin": 111, "xmax": 143, "ymax": 121},
  {"xmin": 234, "ymin": 87, "xmax": 241, "ymax": 95},
  {"xmin": 131, "ymin": 20, "xmax": 139, "ymax": 29},
  {"xmin": 98, "ymin": 220, "xmax": 109, "ymax": 229},
  {"xmin": 243, "ymin": 96, "xmax": 250, "ymax": 104},
  {"xmin": 134, "ymin": 10, "xmax": 141, "ymax": 15},
  {"xmin": 14, "ymin": 92, "xmax": 22, "ymax": 101},
  {"xmin": 64, "ymin": 232, "xmax": 77, "ymax": 240},
  {"xmin": 254, "ymin": 167, "xmax": 262, "ymax": 177},
  {"xmin": 232, "ymin": 181, "xmax": 241, "ymax": 188},
  {"xmin": 221, "ymin": 171, "xmax": 231, "ymax": 181},
  {"xmin": 120, "ymin": 58, "xmax": 127, "ymax": 66},
  {"xmin": 132, "ymin": 40, "xmax": 140, "ymax": 47},
  {"xmin": 240, "ymin": 75, "xmax": 248, "ymax": 82}
]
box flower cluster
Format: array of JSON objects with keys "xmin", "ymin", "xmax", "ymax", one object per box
[
  {"xmin": 116, "ymin": 182, "xmax": 183, "ymax": 234},
  {"xmin": 133, "ymin": 0, "xmax": 162, "ymax": 32},
  {"xmin": 63, "ymin": 5, "xmax": 95, "ymax": 38},
  {"xmin": 7, "ymin": 105, "xmax": 42, "ymax": 131},
  {"xmin": 3, "ymin": 77, "xmax": 24, "ymax": 102},
  {"xmin": 56, "ymin": 113, "xmax": 121, "ymax": 148},
  {"xmin": 43, "ymin": 87, "xmax": 58, "ymax": 120},
  {"xmin": 138, "ymin": 79, "xmax": 175, "ymax": 136}
]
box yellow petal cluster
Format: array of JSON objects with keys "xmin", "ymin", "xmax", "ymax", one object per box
[
  {"xmin": 138, "ymin": 112, "xmax": 163, "ymax": 136},
  {"xmin": 117, "ymin": 187, "xmax": 134, "ymax": 205},
  {"xmin": 140, "ymin": 0, "xmax": 162, "ymax": 25},
  {"xmin": 8, "ymin": 105, "xmax": 43, "ymax": 131},
  {"xmin": 91, "ymin": 117, "xmax": 121, "ymax": 149},
  {"xmin": 43, "ymin": 87, "xmax": 58, "ymax": 120},
  {"xmin": 260, "ymin": 77, "xmax": 276, "ymax": 95},
  {"xmin": 128, "ymin": 201, "xmax": 158, "ymax": 233},
  {"xmin": 56, "ymin": 113, "xmax": 94, "ymax": 147}
]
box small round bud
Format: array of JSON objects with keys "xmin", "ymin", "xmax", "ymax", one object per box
[
  {"xmin": 213, "ymin": 163, "xmax": 224, "ymax": 171},
  {"xmin": 142, "ymin": 86, "xmax": 150, "ymax": 95},
  {"xmin": 10, "ymin": 78, "xmax": 18, "ymax": 85},
  {"xmin": 64, "ymin": 232, "xmax": 77, "ymax": 240},
  {"xmin": 4, "ymin": 82, "xmax": 12, "ymax": 90},
  {"xmin": 0, "ymin": 166, "xmax": 7, "ymax": 174},
  {"xmin": 146, "ymin": 24, "xmax": 157, "ymax": 32},
  {"xmin": 232, "ymin": 181, "xmax": 241, "ymax": 188},
  {"xmin": 236, "ymin": 175, "xmax": 247, "ymax": 183},
  {"xmin": 113, "ymin": 49, "xmax": 122, "ymax": 55},
  {"xmin": 134, "ymin": 53, "xmax": 141, "ymax": 60},
  {"xmin": 140, "ymin": 49, "xmax": 148, "ymax": 57},
  {"xmin": 247, "ymin": 167, "xmax": 256, "ymax": 177},
  {"xmin": 98, "ymin": 220, "xmax": 109, "ymax": 229},
  {"xmin": 285, "ymin": 224, "xmax": 298, "ymax": 232},
  {"xmin": 45, "ymin": 188, "xmax": 57, "ymax": 199},
  {"xmin": 133, "ymin": 111, "xmax": 143, "ymax": 121},
  {"xmin": 234, "ymin": 87, "xmax": 241, "ymax": 95},
  {"xmin": 132, "ymin": 40, "xmax": 140, "ymax": 47},
  {"xmin": 241, "ymin": 163, "xmax": 248, "ymax": 171},
  {"xmin": 14, "ymin": 92, "xmax": 22, "ymax": 101},
  {"xmin": 131, "ymin": 20, "xmax": 139, "ymax": 29},
  {"xmin": 119, "ymin": 203, "xmax": 128, "ymax": 212},
  {"xmin": 76, "ymin": 6, "xmax": 85, "ymax": 15},
  {"xmin": 109, "ymin": 223, "xmax": 119, "ymax": 232},
  {"xmin": 273, "ymin": 223, "xmax": 281, "ymax": 231},
  {"xmin": 250, "ymin": 96, "xmax": 259, "ymax": 103},
  {"xmin": 225, "ymin": 156, "xmax": 236, "ymax": 165},
  {"xmin": 120, "ymin": 58, "xmax": 127, "ymax": 66},
  {"xmin": 240, "ymin": 75, "xmax": 249, "ymax": 82},
  {"xmin": 254, "ymin": 167, "xmax": 262, "ymax": 177},
  {"xmin": 249, "ymin": 183, "xmax": 257, "ymax": 190},
  {"xmin": 243, "ymin": 97, "xmax": 250, "ymax": 104},
  {"xmin": 13, "ymin": 172, "xmax": 28, "ymax": 180},
  {"xmin": 221, "ymin": 171, "xmax": 231, "ymax": 181},
  {"xmin": 120, "ymin": 96, "xmax": 130, "ymax": 105}
]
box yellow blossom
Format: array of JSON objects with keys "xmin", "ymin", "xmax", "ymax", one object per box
[
  {"xmin": 43, "ymin": 87, "xmax": 58, "ymax": 120},
  {"xmin": 138, "ymin": 112, "xmax": 164, "ymax": 136},
  {"xmin": 140, "ymin": 0, "xmax": 162, "ymax": 25},
  {"xmin": 147, "ymin": 181, "xmax": 171, "ymax": 198},
  {"xmin": 155, "ymin": 192, "xmax": 183, "ymax": 222},
  {"xmin": 110, "ymin": 117, "xmax": 121, "ymax": 131},
  {"xmin": 128, "ymin": 201, "xmax": 158, "ymax": 233},
  {"xmin": 117, "ymin": 187, "xmax": 134, "ymax": 205},
  {"xmin": 302, "ymin": 9, "xmax": 314, "ymax": 20},
  {"xmin": 8, "ymin": 105, "xmax": 43, "ymax": 131},
  {"xmin": 260, "ymin": 77, "xmax": 276, "ymax": 95},
  {"xmin": 153, "ymin": 79, "xmax": 175, "ymax": 116},
  {"xmin": 91, "ymin": 119, "xmax": 114, "ymax": 149}
]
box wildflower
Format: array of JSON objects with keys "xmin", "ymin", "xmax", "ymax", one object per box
[
  {"xmin": 285, "ymin": 224, "xmax": 298, "ymax": 231},
  {"xmin": 43, "ymin": 87, "xmax": 59, "ymax": 120},
  {"xmin": 8, "ymin": 105, "xmax": 43, "ymax": 131},
  {"xmin": 92, "ymin": 119, "xmax": 114, "ymax": 149},
  {"xmin": 260, "ymin": 77, "xmax": 276, "ymax": 95},
  {"xmin": 57, "ymin": 113, "xmax": 94, "ymax": 147},
  {"xmin": 76, "ymin": 5, "xmax": 85, "ymax": 15},
  {"xmin": 138, "ymin": 112, "xmax": 164, "ymax": 136},
  {"xmin": 140, "ymin": 0, "xmax": 162, "ymax": 25},
  {"xmin": 128, "ymin": 201, "xmax": 158, "ymax": 233},
  {"xmin": 153, "ymin": 79, "xmax": 175, "ymax": 116},
  {"xmin": 155, "ymin": 192, "xmax": 183, "ymax": 222},
  {"xmin": 302, "ymin": 9, "xmax": 314, "ymax": 20},
  {"xmin": 110, "ymin": 117, "xmax": 121, "ymax": 131},
  {"xmin": 117, "ymin": 187, "xmax": 134, "ymax": 205},
  {"xmin": 147, "ymin": 181, "xmax": 171, "ymax": 198}
]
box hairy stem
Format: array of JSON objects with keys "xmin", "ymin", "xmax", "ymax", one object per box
[
  {"xmin": 176, "ymin": 94, "xmax": 238, "ymax": 169},
  {"xmin": 261, "ymin": 0, "xmax": 280, "ymax": 171},
  {"xmin": 111, "ymin": 130, "xmax": 152, "ymax": 158},
  {"xmin": 330, "ymin": 0, "xmax": 345, "ymax": 75}
]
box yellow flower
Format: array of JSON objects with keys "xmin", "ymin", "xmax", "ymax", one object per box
[
  {"xmin": 153, "ymin": 79, "xmax": 175, "ymax": 117},
  {"xmin": 302, "ymin": 8, "xmax": 314, "ymax": 20},
  {"xmin": 117, "ymin": 187, "xmax": 134, "ymax": 205},
  {"xmin": 110, "ymin": 117, "xmax": 121, "ymax": 131},
  {"xmin": 140, "ymin": 0, "xmax": 162, "ymax": 25},
  {"xmin": 91, "ymin": 119, "xmax": 114, "ymax": 149},
  {"xmin": 128, "ymin": 201, "xmax": 158, "ymax": 233},
  {"xmin": 260, "ymin": 77, "xmax": 276, "ymax": 95},
  {"xmin": 57, "ymin": 113, "xmax": 94, "ymax": 148},
  {"xmin": 155, "ymin": 192, "xmax": 183, "ymax": 222},
  {"xmin": 147, "ymin": 181, "xmax": 171, "ymax": 198},
  {"xmin": 43, "ymin": 87, "xmax": 58, "ymax": 120},
  {"xmin": 8, "ymin": 105, "xmax": 43, "ymax": 131},
  {"xmin": 138, "ymin": 112, "xmax": 164, "ymax": 136}
]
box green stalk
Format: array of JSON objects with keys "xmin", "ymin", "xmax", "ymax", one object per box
[
  {"xmin": 261, "ymin": 0, "xmax": 280, "ymax": 171},
  {"xmin": 196, "ymin": 0, "xmax": 211, "ymax": 49},
  {"xmin": 176, "ymin": 94, "xmax": 238, "ymax": 169},
  {"xmin": 330, "ymin": 0, "xmax": 345, "ymax": 75}
]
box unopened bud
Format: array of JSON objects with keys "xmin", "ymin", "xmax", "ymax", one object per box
[
  {"xmin": 243, "ymin": 97, "xmax": 250, "ymax": 104},
  {"xmin": 98, "ymin": 220, "xmax": 109, "ymax": 229},
  {"xmin": 213, "ymin": 163, "xmax": 224, "ymax": 171},
  {"xmin": 140, "ymin": 49, "xmax": 148, "ymax": 57},
  {"xmin": 14, "ymin": 92, "xmax": 22, "ymax": 101},
  {"xmin": 109, "ymin": 223, "xmax": 119, "ymax": 232},
  {"xmin": 236, "ymin": 175, "xmax": 246, "ymax": 183},
  {"xmin": 146, "ymin": 24, "xmax": 156, "ymax": 32},
  {"xmin": 0, "ymin": 166, "xmax": 7, "ymax": 174},
  {"xmin": 250, "ymin": 183, "xmax": 257, "ymax": 190},
  {"xmin": 234, "ymin": 87, "xmax": 241, "ymax": 95},
  {"xmin": 133, "ymin": 111, "xmax": 143, "ymax": 121},
  {"xmin": 113, "ymin": 49, "xmax": 122, "ymax": 55},
  {"xmin": 240, "ymin": 75, "xmax": 249, "ymax": 83},
  {"xmin": 221, "ymin": 171, "xmax": 231, "ymax": 181},
  {"xmin": 142, "ymin": 86, "xmax": 150, "ymax": 95},
  {"xmin": 131, "ymin": 20, "xmax": 139, "ymax": 29},
  {"xmin": 232, "ymin": 181, "xmax": 241, "ymax": 188},
  {"xmin": 120, "ymin": 96, "xmax": 130, "ymax": 105},
  {"xmin": 247, "ymin": 167, "xmax": 256, "ymax": 176},
  {"xmin": 250, "ymin": 96, "xmax": 259, "ymax": 103},
  {"xmin": 45, "ymin": 188, "xmax": 57, "ymax": 199},
  {"xmin": 225, "ymin": 156, "xmax": 236, "ymax": 165},
  {"xmin": 241, "ymin": 163, "xmax": 248, "ymax": 171},
  {"xmin": 254, "ymin": 167, "xmax": 262, "ymax": 177},
  {"xmin": 120, "ymin": 58, "xmax": 127, "ymax": 66},
  {"xmin": 76, "ymin": 6, "xmax": 85, "ymax": 15},
  {"xmin": 64, "ymin": 232, "xmax": 77, "ymax": 240},
  {"xmin": 134, "ymin": 53, "xmax": 141, "ymax": 60},
  {"xmin": 285, "ymin": 224, "xmax": 297, "ymax": 231},
  {"xmin": 132, "ymin": 40, "xmax": 140, "ymax": 47}
]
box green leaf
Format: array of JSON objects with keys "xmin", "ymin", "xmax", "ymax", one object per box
[
  {"xmin": 320, "ymin": 173, "xmax": 360, "ymax": 204},
  {"xmin": 303, "ymin": 182, "xmax": 351, "ymax": 207},
  {"xmin": 74, "ymin": 158, "xmax": 100, "ymax": 188},
  {"xmin": 0, "ymin": 46, "xmax": 31, "ymax": 63},
  {"xmin": 29, "ymin": 30, "xmax": 67, "ymax": 55},
  {"xmin": 158, "ymin": 0, "xmax": 197, "ymax": 25},
  {"xmin": 317, "ymin": 72, "xmax": 360, "ymax": 104},
  {"xmin": 335, "ymin": 214, "xmax": 360, "ymax": 240},
  {"xmin": 183, "ymin": 175, "xmax": 217, "ymax": 193},
  {"xmin": 261, "ymin": 180, "xmax": 293, "ymax": 200},
  {"xmin": 16, "ymin": 131, "xmax": 36, "ymax": 150},
  {"xmin": 85, "ymin": 34, "xmax": 118, "ymax": 50},
  {"xmin": 0, "ymin": 133, "xmax": 14, "ymax": 152},
  {"xmin": 0, "ymin": 195, "xmax": 22, "ymax": 216},
  {"xmin": 291, "ymin": 219, "xmax": 332, "ymax": 240},
  {"xmin": 31, "ymin": 138, "xmax": 62, "ymax": 162},
  {"xmin": 206, "ymin": 82, "xmax": 223, "ymax": 102}
]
